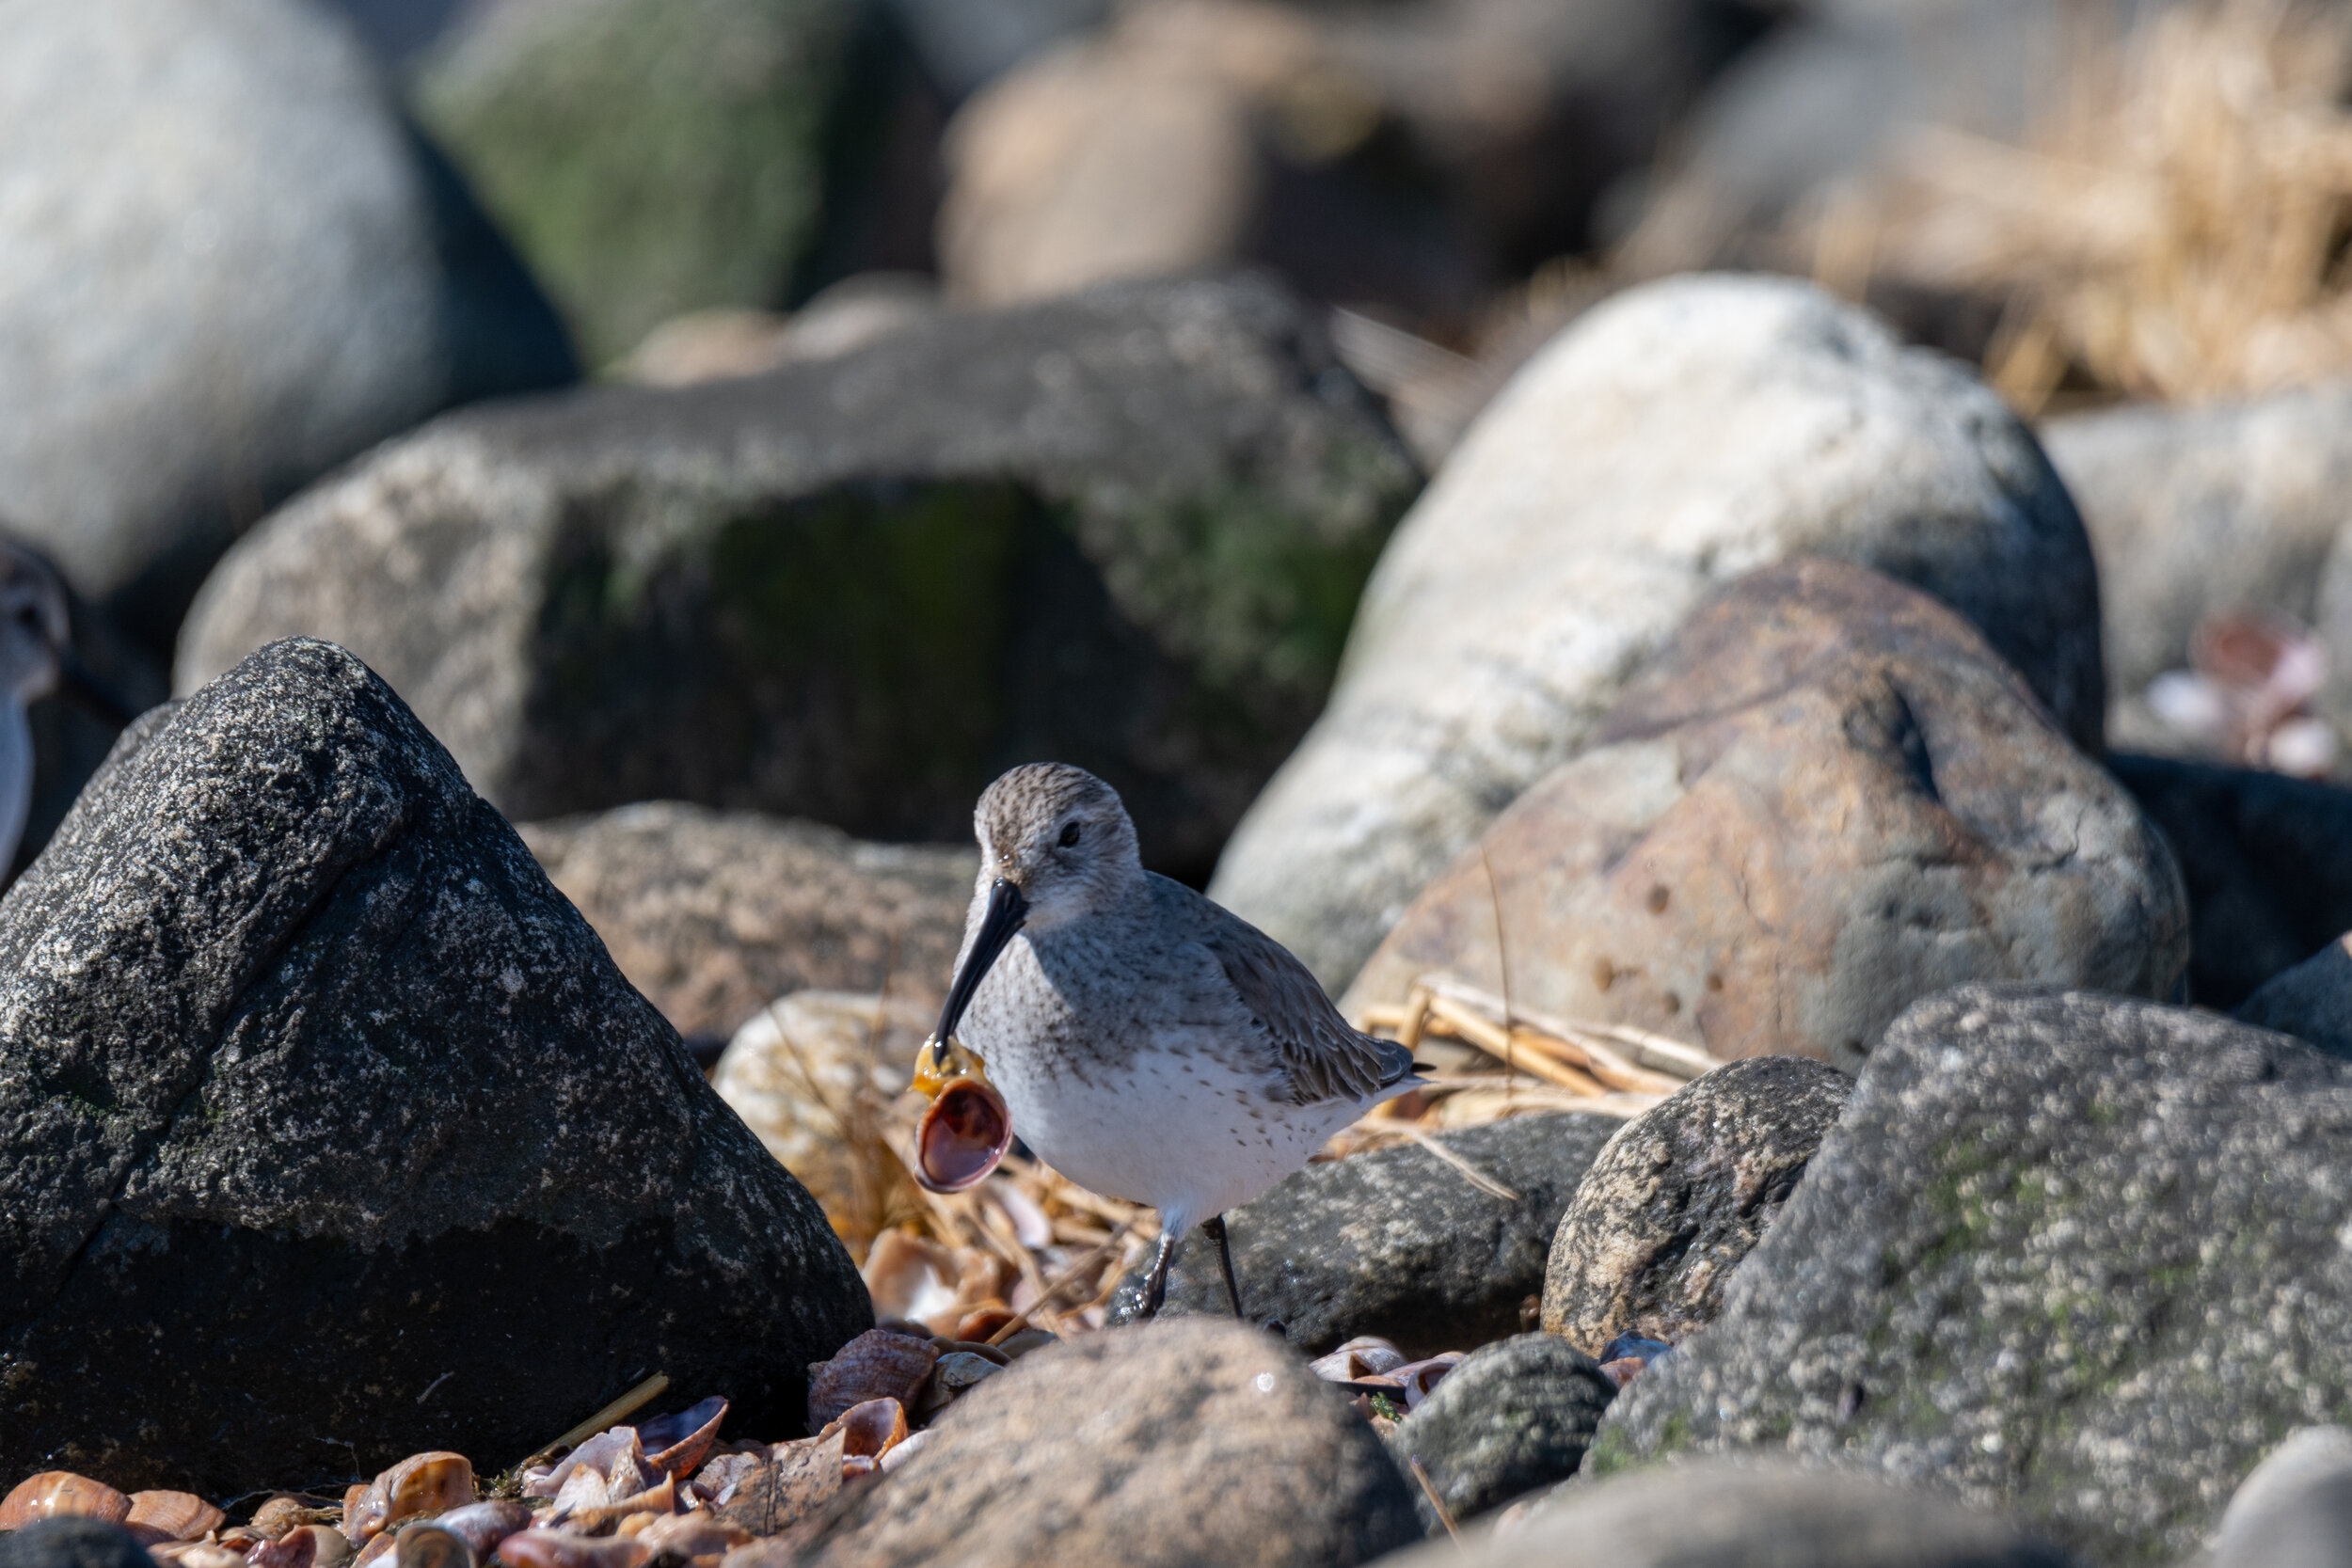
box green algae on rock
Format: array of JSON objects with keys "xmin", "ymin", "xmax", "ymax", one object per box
[{"xmin": 176, "ymin": 276, "xmax": 1420, "ymax": 881}]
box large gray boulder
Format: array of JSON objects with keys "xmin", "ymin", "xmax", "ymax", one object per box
[
  {"xmin": 1343, "ymin": 562, "xmax": 2185, "ymax": 1065},
  {"xmin": 1209, "ymin": 274, "xmax": 2104, "ymax": 990},
  {"xmin": 177, "ymin": 276, "xmax": 1419, "ymax": 881},
  {"xmin": 1590, "ymin": 986, "xmax": 2352, "ymax": 1565},
  {"xmin": 0, "ymin": 0, "xmax": 573, "ymax": 640},
  {"xmin": 1105, "ymin": 1113, "xmax": 1621, "ymax": 1355},
  {"xmin": 793, "ymin": 1320, "xmax": 1421, "ymax": 1568},
  {"xmin": 0, "ymin": 639, "xmax": 866, "ymax": 1496}
]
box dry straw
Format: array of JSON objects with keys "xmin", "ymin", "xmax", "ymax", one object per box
[{"xmin": 1816, "ymin": 0, "xmax": 2352, "ymax": 414}]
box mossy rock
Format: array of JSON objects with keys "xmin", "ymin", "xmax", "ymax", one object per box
[
  {"xmin": 177, "ymin": 276, "xmax": 1421, "ymax": 880},
  {"xmin": 414, "ymin": 0, "xmax": 856, "ymax": 362}
]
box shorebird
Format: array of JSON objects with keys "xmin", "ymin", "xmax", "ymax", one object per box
[
  {"xmin": 930, "ymin": 762, "xmax": 1421, "ymax": 1321},
  {"xmin": 0, "ymin": 544, "xmax": 134, "ymax": 875}
]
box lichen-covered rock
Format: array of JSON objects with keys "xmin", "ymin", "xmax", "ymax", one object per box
[
  {"xmin": 1544, "ymin": 1056, "xmax": 1851, "ymax": 1355},
  {"xmin": 0, "ymin": 639, "xmax": 866, "ymax": 1495},
  {"xmin": 1105, "ymin": 1113, "xmax": 1620, "ymax": 1355},
  {"xmin": 519, "ymin": 803, "xmax": 976, "ymax": 1042},
  {"xmin": 413, "ymin": 0, "xmax": 857, "ymax": 362},
  {"xmin": 1210, "ymin": 274, "xmax": 2105, "ymax": 990},
  {"xmin": 792, "ymin": 1320, "xmax": 1421, "ymax": 1568},
  {"xmin": 2109, "ymin": 753, "xmax": 2352, "ymax": 1007},
  {"xmin": 1386, "ymin": 1334, "xmax": 1614, "ymax": 1529},
  {"xmin": 1379, "ymin": 1460, "xmax": 2074, "ymax": 1568},
  {"xmin": 1345, "ymin": 562, "xmax": 2186, "ymax": 1066},
  {"xmin": 0, "ymin": 0, "xmax": 573, "ymax": 637},
  {"xmin": 1589, "ymin": 986, "xmax": 2352, "ymax": 1566},
  {"xmin": 178, "ymin": 276, "xmax": 1418, "ymax": 882}
]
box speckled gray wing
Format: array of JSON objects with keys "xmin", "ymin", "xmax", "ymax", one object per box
[{"xmin": 1191, "ymin": 898, "xmax": 1416, "ymax": 1106}]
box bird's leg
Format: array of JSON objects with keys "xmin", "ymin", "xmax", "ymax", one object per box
[
  {"xmin": 1139, "ymin": 1226, "xmax": 1180, "ymax": 1319},
  {"xmin": 1202, "ymin": 1213, "xmax": 1245, "ymax": 1320}
]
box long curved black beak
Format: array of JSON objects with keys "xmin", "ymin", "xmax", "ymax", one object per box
[{"xmin": 934, "ymin": 879, "xmax": 1027, "ymax": 1043}]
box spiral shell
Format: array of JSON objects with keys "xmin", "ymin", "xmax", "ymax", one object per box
[
  {"xmin": 914, "ymin": 1077, "xmax": 1011, "ymax": 1194},
  {"xmin": 806, "ymin": 1329, "xmax": 937, "ymax": 1428},
  {"xmin": 125, "ymin": 1491, "xmax": 226, "ymax": 1545},
  {"xmin": 249, "ymin": 1527, "xmax": 320, "ymax": 1568},
  {"xmin": 249, "ymin": 1497, "xmax": 320, "ymax": 1542},
  {"xmin": 347, "ymin": 1453, "xmax": 475, "ymax": 1543},
  {"xmin": 636, "ymin": 1397, "xmax": 727, "ymax": 1479},
  {"xmin": 0, "ymin": 1472, "xmax": 131, "ymax": 1529},
  {"xmin": 433, "ymin": 1502, "xmax": 532, "ymax": 1563}
]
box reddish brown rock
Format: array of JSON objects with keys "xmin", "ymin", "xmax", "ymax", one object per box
[{"xmin": 1344, "ymin": 561, "xmax": 2186, "ymax": 1069}]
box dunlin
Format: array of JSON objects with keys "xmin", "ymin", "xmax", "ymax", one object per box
[{"xmin": 930, "ymin": 762, "xmax": 1421, "ymax": 1320}]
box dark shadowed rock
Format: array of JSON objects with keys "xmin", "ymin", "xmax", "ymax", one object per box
[
  {"xmin": 518, "ymin": 803, "xmax": 976, "ymax": 1042},
  {"xmin": 1105, "ymin": 1113, "xmax": 1620, "ymax": 1355},
  {"xmin": 1211, "ymin": 275, "xmax": 2106, "ymax": 990},
  {"xmin": 1590, "ymin": 986, "xmax": 2352, "ymax": 1565},
  {"xmin": 2212, "ymin": 1427, "xmax": 2352, "ymax": 1568},
  {"xmin": 2236, "ymin": 937, "xmax": 2352, "ymax": 1060},
  {"xmin": 2108, "ymin": 752, "xmax": 2352, "ymax": 1006},
  {"xmin": 0, "ymin": 0, "xmax": 573, "ymax": 643},
  {"xmin": 0, "ymin": 1519, "xmax": 156, "ymax": 1568},
  {"xmin": 1544, "ymin": 1056, "xmax": 1851, "ymax": 1355},
  {"xmin": 179, "ymin": 275, "xmax": 1418, "ymax": 883},
  {"xmin": 793, "ymin": 1320, "xmax": 1420, "ymax": 1568},
  {"xmin": 1387, "ymin": 1334, "xmax": 1614, "ymax": 1529},
  {"xmin": 0, "ymin": 639, "xmax": 866, "ymax": 1495},
  {"xmin": 1345, "ymin": 562, "xmax": 2186, "ymax": 1067},
  {"xmin": 1380, "ymin": 1460, "xmax": 2076, "ymax": 1568}
]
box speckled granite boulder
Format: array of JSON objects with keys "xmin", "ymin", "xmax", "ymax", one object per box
[
  {"xmin": 1544, "ymin": 1056, "xmax": 1851, "ymax": 1355},
  {"xmin": 1588, "ymin": 986, "xmax": 2352, "ymax": 1565},
  {"xmin": 1211, "ymin": 274, "xmax": 2104, "ymax": 990},
  {"xmin": 0, "ymin": 639, "xmax": 866, "ymax": 1495},
  {"xmin": 793, "ymin": 1320, "xmax": 1420, "ymax": 1568},
  {"xmin": 179, "ymin": 275, "xmax": 1418, "ymax": 882},
  {"xmin": 1387, "ymin": 1334, "xmax": 1614, "ymax": 1529},
  {"xmin": 1104, "ymin": 1113, "xmax": 1621, "ymax": 1355},
  {"xmin": 1380, "ymin": 1460, "xmax": 2074, "ymax": 1568}
]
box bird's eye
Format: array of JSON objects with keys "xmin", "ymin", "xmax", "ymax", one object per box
[{"xmin": 1058, "ymin": 820, "xmax": 1081, "ymax": 847}]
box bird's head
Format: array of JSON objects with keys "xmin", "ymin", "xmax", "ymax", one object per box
[
  {"xmin": 0, "ymin": 547, "xmax": 68, "ymax": 706},
  {"xmin": 972, "ymin": 761, "xmax": 1140, "ymax": 931},
  {"xmin": 931, "ymin": 763, "xmax": 1141, "ymax": 1047}
]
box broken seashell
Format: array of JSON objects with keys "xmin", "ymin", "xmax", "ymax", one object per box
[
  {"xmin": 124, "ymin": 1491, "xmax": 226, "ymax": 1545},
  {"xmin": 830, "ymin": 1399, "xmax": 909, "ymax": 1476},
  {"xmin": 981, "ymin": 1180, "xmax": 1053, "ymax": 1249},
  {"xmin": 298, "ymin": 1526, "xmax": 356, "ymax": 1568},
  {"xmin": 950, "ymin": 1305, "xmax": 1016, "ymax": 1343},
  {"xmin": 353, "ymin": 1531, "xmax": 398, "ymax": 1568},
  {"xmin": 1309, "ymin": 1337, "xmax": 1407, "ymax": 1383},
  {"xmin": 1598, "ymin": 1355, "xmax": 1646, "ymax": 1388},
  {"xmin": 391, "ymin": 1523, "xmax": 473, "ymax": 1568},
  {"xmin": 433, "ymin": 1502, "xmax": 533, "ymax": 1563},
  {"xmin": 631, "ymin": 1513, "xmax": 747, "ymax": 1561},
  {"xmin": 250, "ymin": 1525, "xmax": 320, "ymax": 1568},
  {"xmin": 0, "ymin": 1472, "xmax": 132, "ymax": 1529},
  {"xmin": 558, "ymin": 1475, "xmax": 675, "ymax": 1536},
  {"xmin": 636, "ymin": 1398, "xmax": 728, "ymax": 1479},
  {"xmin": 496, "ymin": 1531, "xmax": 651, "ymax": 1568},
  {"xmin": 347, "ymin": 1453, "xmax": 475, "ymax": 1544},
  {"xmin": 807, "ymin": 1328, "xmax": 937, "ymax": 1428},
  {"xmin": 528, "ymin": 1431, "xmax": 652, "ymax": 1503},
  {"xmin": 1389, "ymin": 1354, "xmax": 1463, "ymax": 1409},
  {"xmin": 682, "ymin": 1454, "xmax": 758, "ymax": 1512},
  {"xmin": 914, "ymin": 1076, "xmax": 1012, "ymax": 1194},
  {"xmin": 909, "ymin": 1035, "xmax": 985, "ymax": 1099}
]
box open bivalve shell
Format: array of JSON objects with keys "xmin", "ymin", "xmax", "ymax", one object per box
[{"xmin": 0, "ymin": 1472, "xmax": 131, "ymax": 1529}]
